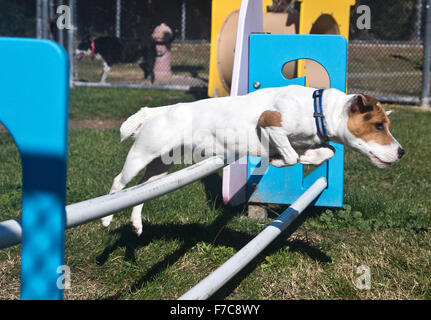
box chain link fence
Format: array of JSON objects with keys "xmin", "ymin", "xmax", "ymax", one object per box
[
  {"xmin": 348, "ymin": 0, "xmax": 425, "ymax": 104},
  {"xmin": 73, "ymin": 40, "xmax": 210, "ymax": 90},
  {"xmin": 0, "ymin": 0, "xmax": 429, "ymax": 104},
  {"xmin": 71, "ymin": 0, "xmax": 210, "ymax": 91}
]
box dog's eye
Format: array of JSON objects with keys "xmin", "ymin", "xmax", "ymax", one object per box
[{"xmin": 374, "ymin": 122, "xmax": 384, "ymax": 131}]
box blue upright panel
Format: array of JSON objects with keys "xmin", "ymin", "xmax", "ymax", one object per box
[
  {"xmin": 0, "ymin": 38, "xmax": 69, "ymax": 299},
  {"xmin": 247, "ymin": 34, "xmax": 347, "ymax": 207}
]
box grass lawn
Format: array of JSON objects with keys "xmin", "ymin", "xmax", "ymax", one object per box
[
  {"xmin": 69, "ymin": 87, "xmax": 200, "ymax": 120},
  {"xmin": 0, "ymin": 88, "xmax": 430, "ymax": 300}
]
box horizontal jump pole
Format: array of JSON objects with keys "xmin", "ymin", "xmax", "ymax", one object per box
[
  {"xmin": 0, "ymin": 155, "xmax": 227, "ymax": 249},
  {"xmin": 178, "ymin": 177, "xmax": 327, "ymax": 300}
]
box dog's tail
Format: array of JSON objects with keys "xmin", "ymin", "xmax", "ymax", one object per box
[{"xmin": 120, "ymin": 107, "xmax": 151, "ymax": 142}]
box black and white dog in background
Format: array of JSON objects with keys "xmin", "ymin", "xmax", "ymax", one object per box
[{"xmin": 75, "ymin": 35, "xmax": 157, "ymax": 83}]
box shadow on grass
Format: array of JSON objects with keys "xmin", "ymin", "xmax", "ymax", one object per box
[
  {"xmin": 97, "ymin": 172, "xmax": 331, "ymax": 300},
  {"xmin": 211, "ymin": 205, "xmax": 331, "ymax": 300}
]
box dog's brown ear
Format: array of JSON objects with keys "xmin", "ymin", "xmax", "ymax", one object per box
[{"xmin": 350, "ymin": 94, "xmax": 374, "ymax": 114}]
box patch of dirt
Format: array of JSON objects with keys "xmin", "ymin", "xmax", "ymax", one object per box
[{"xmin": 68, "ymin": 119, "xmax": 124, "ymax": 130}]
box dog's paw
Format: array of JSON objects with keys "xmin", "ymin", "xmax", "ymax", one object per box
[
  {"xmin": 101, "ymin": 215, "xmax": 113, "ymax": 227},
  {"xmin": 299, "ymin": 148, "xmax": 334, "ymax": 166},
  {"xmin": 270, "ymin": 158, "xmax": 286, "ymax": 168},
  {"xmin": 299, "ymin": 155, "xmax": 321, "ymax": 165},
  {"xmin": 270, "ymin": 156, "xmax": 298, "ymax": 167},
  {"xmin": 130, "ymin": 220, "xmax": 143, "ymax": 237}
]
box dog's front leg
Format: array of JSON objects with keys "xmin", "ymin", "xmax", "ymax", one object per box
[
  {"xmin": 100, "ymin": 61, "xmax": 110, "ymax": 83},
  {"xmin": 261, "ymin": 127, "xmax": 299, "ymax": 167},
  {"xmin": 299, "ymin": 146, "xmax": 335, "ymax": 166}
]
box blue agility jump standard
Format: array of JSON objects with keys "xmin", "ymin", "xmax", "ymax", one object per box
[{"xmin": 0, "ymin": 38, "xmax": 69, "ymax": 300}]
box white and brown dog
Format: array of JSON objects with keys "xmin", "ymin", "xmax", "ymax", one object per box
[{"xmin": 102, "ymin": 85, "xmax": 404, "ymax": 235}]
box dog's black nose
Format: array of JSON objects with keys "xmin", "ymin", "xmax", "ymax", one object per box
[{"xmin": 398, "ymin": 147, "xmax": 405, "ymax": 159}]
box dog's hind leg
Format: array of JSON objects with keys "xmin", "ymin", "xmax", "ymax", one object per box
[
  {"xmin": 101, "ymin": 145, "xmax": 158, "ymax": 228},
  {"xmin": 129, "ymin": 156, "xmax": 172, "ymax": 236}
]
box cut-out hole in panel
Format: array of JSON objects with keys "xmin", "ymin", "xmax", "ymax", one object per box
[
  {"xmin": 282, "ymin": 59, "xmax": 330, "ymax": 89},
  {"xmin": 280, "ymin": 14, "xmax": 340, "ymax": 89},
  {"xmin": 302, "ymin": 163, "xmax": 315, "ymax": 178},
  {"xmin": 296, "ymin": 148, "xmax": 325, "ymax": 181},
  {"xmin": 281, "ymin": 60, "xmax": 298, "ymax": 80},
  {"xmin": 0, "ymin": 122, "xmax": 22, "ymax": 222},
  {"xmin": 310, "ymin": 14, "xmax": 340, "ymax": 35}
]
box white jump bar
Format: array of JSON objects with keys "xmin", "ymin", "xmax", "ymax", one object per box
[
  {"xmin": 0, "ymin": 155, "xmax": 227, "ymax": 249},
  {"xmin": 178, "ymin": 177, "xmax": 327, "ymax": 300}
]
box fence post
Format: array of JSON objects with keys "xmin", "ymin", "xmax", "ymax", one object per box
[
  {"xmin": 181, "ymin": 0, "xmax": 186, "ymax": 41},
  {"xmin": 67, "ymin": 0, "xmax": 76, "ymax": 87},
  {"xmin": 422, "ymin": 0, "xmax": 431, "ymax": 107},
  {"xmin": 42, "ymin": 0, "xmax": 49, "ymax": 38},
  {"xmin": 36, "ymin": 0, "xmax": 43, "ymax": 38},
  {"xmin": 416, "ymin": 0, "xmax": 424, "ymax": 43},
  {"xmin": 57, "ymin": 0, "xmax": 64, "ymax": 47},
  {"xmin": 48, "ymin": 0, "xmax": 55, "ymax": 40},
  {"xmin": 116, "ymin": 0, "xmax": 121, "ymax": 38}
]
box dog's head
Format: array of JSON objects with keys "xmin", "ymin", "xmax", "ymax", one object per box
[
  {"xmin": 344, "ymin": 94, "xmax": 404, "ymax": 168},
  {"xmin": 75, "ymin": 36, "xmax": 93, "ymax": 61}
]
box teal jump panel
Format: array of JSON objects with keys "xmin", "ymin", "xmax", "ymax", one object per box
[
  {"xmin": 0, "ymin": 38, "xmax": 69, "ymax": 299},
  {"xmin": 247, "ymin": 34, "xmax": 347, "ymax": 207}
]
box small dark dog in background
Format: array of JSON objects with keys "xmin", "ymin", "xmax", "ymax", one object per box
[{"xmin": 75, "ymin": 35, "xmax": 157, "ymax": 83}]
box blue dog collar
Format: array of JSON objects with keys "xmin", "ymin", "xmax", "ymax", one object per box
[{"xmin": 312, "ymin": 89, "xmax": 329, "ymax": 142}]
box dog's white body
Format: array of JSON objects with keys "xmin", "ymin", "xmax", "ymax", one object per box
[{"xmin": 102, "ymin": 85, "xmax": 404, "ymax": 235}]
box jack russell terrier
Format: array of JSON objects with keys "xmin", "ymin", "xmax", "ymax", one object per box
[{"xmin": 101, "ymin": 85, "xmax": 405, "ymax": 235}]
